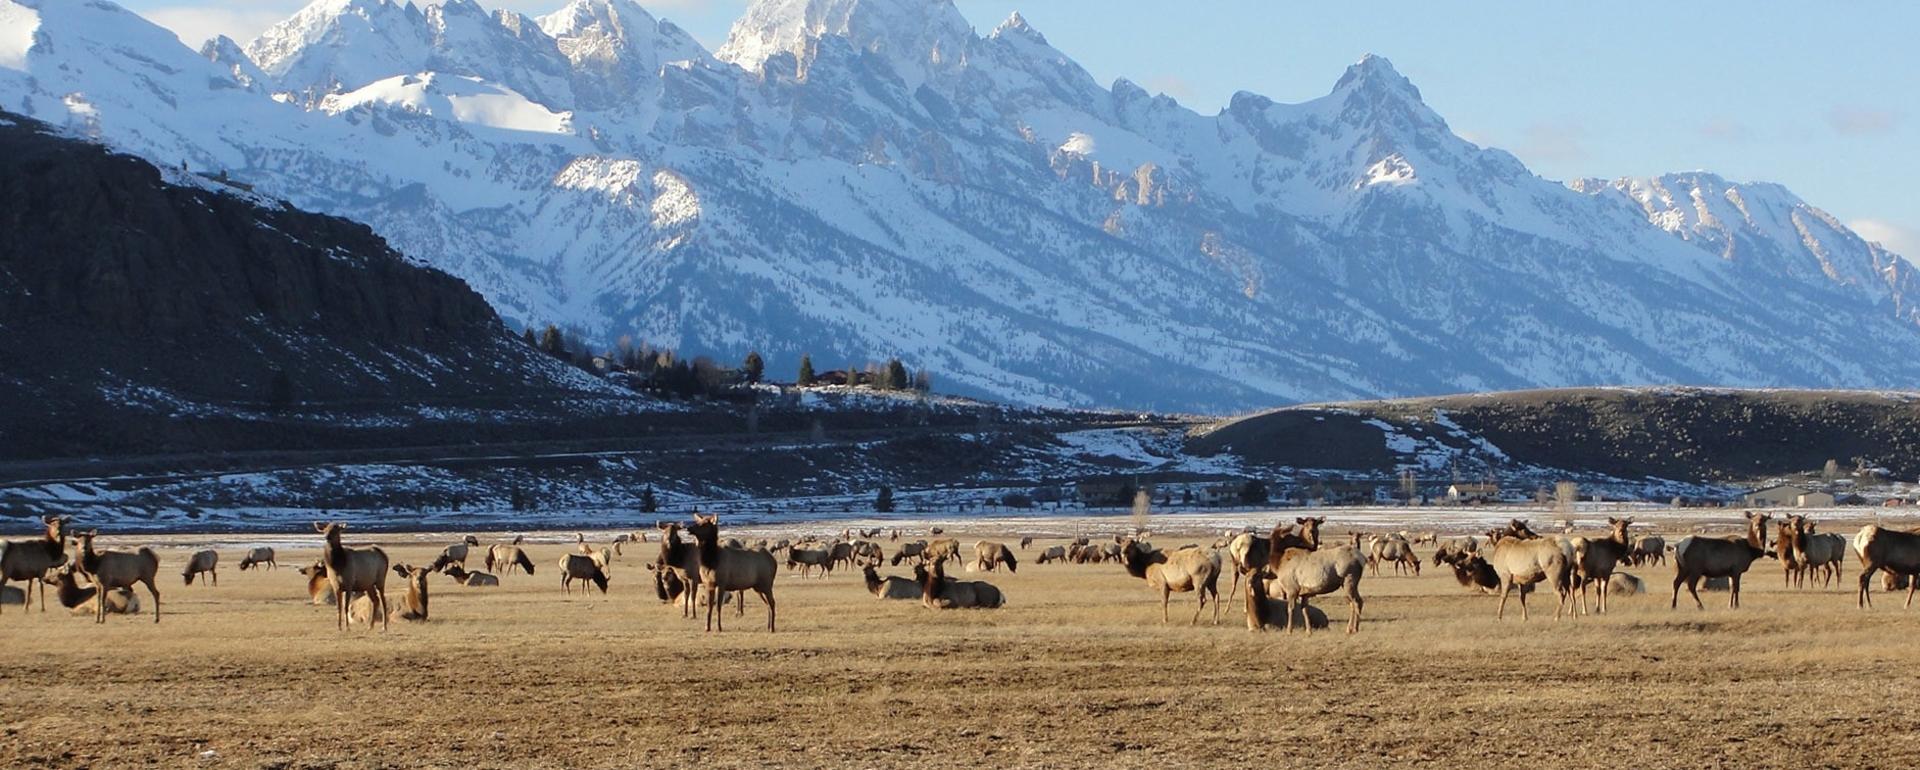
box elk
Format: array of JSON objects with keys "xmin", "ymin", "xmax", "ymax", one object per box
[
  {"xmin": 924, "ymin": 538, "xmax": 962, "ymax": 564},
  {"xmin": 1118, "ymin": 538, "xmax": 1221, "ymax": 625},
  {"xmin": 1567, "ymin": 517, "xmax": 1634, "ymax": 616},
  {"xmin": 297, "ymin": 561, "xmax": 335, "ymax": 605},
  {"xmin": 889, "ymin": 541, "xmax": 928, "ymax": 566},
  {"xmin": 1258, "ymin": 543, "xmax": 1365, "ymax": 635},
  {"xmin": 181, "ymin": 549, "xmax": 219, "ymax": 586},
  {"xmin": 486, "ymin": 539, "xmax": 536, "ymax": 576},
  {"xmin": 685, "ymin": 514, "xmax": 777, "ymax": 633},
  {"xmin": 655, "ymin": 523, "xmax": 705, "ymax": 618},
  {"xmin": 1791, "ymin": 517, "xmax": 1845, "ymax": 588},
  {"xmin": 970, "ymin": 541, "xmax": 1019, "ymax": 573},
  {"xmin": 1367, "ymin": 533, "xmax": 1419, "ymax": 577},
  {"xmin": 1629, "ymin": 535, "xmax": 1666, "ymax": 566},
  {"xmin": 429, "ymin": 536, "xmax": 481, "ymax": 572},
  {"xmin": 1226, "ymin": 518, "xmax": 1321, "ymax": 602},
  {"xmin": 1018, "ymin": 536, "xmax": 1034, "ymax": 550},
  {"xmin": 73, "ymin": 530, "xmax": 162, "ymax": 624},
  {"xmin": 1854, "ymin": 525, "xmax": 1920, "ymax": 609},
  {"xmin": 1487, "ymin": 533, "xmax": 1570, "ymax": 620},
  {"xmin": 1035, "ymin": 546, "xmax": 1067, "ymax": 564},
  {"xmin": 238, "ymin": 547, "xmax": 277, "ymax": 571},
  {"xmin": 559, "ymin": 553, "xmax": 610, "ymax": 594},
  {"xmin": 1435, "ymin": 548, "xmax": 1500, "ymax": 594},
  {"xmin": 0, "ymin": 514, "xmax": 69, "ymax": 613},
  {"xmin": 442, "ymin": 565, "xmax": 499, "ymax": 587},
  {"xmin": 863, "ymin": 564, "xmax": 921, "ymax": 600},
  {"xmin": 787, "ymin": 546, "xmax": 834, "ymax": 578},
  {"xmin": 390, "ymin": 565, "xmax": 430, "ymax": 621},
  {"xmin": 49, "ymin": 564, "xmax": 139, "ymax": 616},
  {"xmin": 313, "ymin": 521, "xmax": 389, "ymax": 631},
  {"xmin": 1670, "ymin": 535, "xmax": 1772, "ymax": 610},
  {"xmin": 1243, "ymin": 569, "xmax": 1331, "ymax": 632},
  {"xmin": 915, "ymin": 561, "xmax": 1004, "ymax": 609}
]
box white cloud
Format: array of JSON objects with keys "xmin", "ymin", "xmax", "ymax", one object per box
[
  {"xmin": 144, "ymin": 4, "xmax": 296, "ymax": 48},
  {"xmin": 1828, "ymin": 106, "xmax": 1900, "ymax": 137},
  {"xmin": 1850, "ymin": 218, "xmax": 1920, "ymax": 260}
]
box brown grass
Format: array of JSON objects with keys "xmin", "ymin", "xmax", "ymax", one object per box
[{"xmin": 4, "ymin": 526, "xmax": 1920, "ymax": 768}]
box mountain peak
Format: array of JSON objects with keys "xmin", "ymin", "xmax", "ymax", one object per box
[
  {"xmin": 991, "ymin": 11, "xmax": 1045, "ymax": 44},
  {"xmin": 1333, "ymin": 54, "xmax": 1420, "ymax": 99},
  {"xmin": 717, "ymin": 0, "xmax": 973, "ymax": 80}
]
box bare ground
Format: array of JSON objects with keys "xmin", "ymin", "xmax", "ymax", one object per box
[{"xmin": 4, "ymin": 521, "xmax": 1920, "ymax": 769}]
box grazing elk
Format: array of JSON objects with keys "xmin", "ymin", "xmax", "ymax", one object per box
[
  {"xmin": 1243, "ymin": 569, "xmax": 1331, "ymax": 632},
  {"xmin": 1018, "ymin": 536, "xmax": 1034, "ymax": 551},
  {"xmin": 181, "ymin": 549, "xmax": 219, "ymax": 586},
  {"xmin": 889, "ymin": 541, "xmax": 928, "ymax": 566},
  {"xmin": 313, "ymin": 521, "xmax": 390, "ymax": 631},
  {"xmin": 1367, "ymin": 533, "xmax": 1419, "ymax": 577},
  {"xmin": 1854, "ymin": 525, "xmax": 1920, "ymax": 609},
  {"xmin": 1, "ymin": 514, "xmax": 69, "ymax": 613},
  {"xmin": 442, "ymin": 565, "xmax": 500, "ymax": 587},
  {"xmin": 428, "ymin": 536, "xmax": 481, "ymax": 572},
  {"xmin": 559, "ymin": 553, "xmax": 610, "ymax": 595},
  {"xmin": 74, "ymin": 530, "xmax": 162, "ymax": 624},
  {"xmin": 1671, "ymin": 535, "xmax": 1772, "ymax": 610},
  {"xmin": 787, "ymin": 546, "xmax": 834, "ymax": 578},
  {"xmin": 1435, "ymin": 549, "xmax": 1501, "ymax": 594},
  {"xmin": 970, "ymin": 541, "xmax": 1018, "ymax": 573},
  {"xmin": 1035, "ymin": 546, "xmax": 1067, "ymax": 564},
  {"xmin": 238, "ymin": 547, "xmax": 277, "ymax": 571},
  {"xmin": 49, "ymin": 564, "xmax": 139, "ymax": 616},
  {"xmin": 1119, "ymin": 538, "xmax": 1221, "ymax": 625},
  {"xmin": 685, "ymin": 515, "xmax": 777, "ymax": 633},
  {"xmin": 863, "ymin": 565, "xmax": 921, "ymax": 600},
  {"xmin": 923, "ymin": 538, "xmax": 962, "ymax": 565},
  {"xmin": 486, "ymin": 538, "xmax": 536, "ymax": 577},
  {"xmin": 916, "ymin": 561, "xmax": 1005, "ymax": 609},
  {"xmin": 391, "ymin": 565, "xmax": 430, "ymax": 621},
  {"xmin": 1260, "ymin": 538, "xmax": 1365, "ymax": 635},
  {"xmin": 1629, "ymin": 535, "xmax": 1666, "ymax": 567}
]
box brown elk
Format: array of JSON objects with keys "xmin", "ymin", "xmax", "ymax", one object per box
[
  {"xmin": 1035, "ymin": 545, "xmax": 1067, "ymax": 564},
  {"xmin": 313, "ymin": 521, "xmax": 390, "ymax": 631},
  {"xmin": 74, "ymin": 530, "xmax": 162, "ymax": 624},
  {"xmin": 442, "ymin": 565, "xmax": 500, "ymax": 587},
  {"xmin": 297, "ymin": 561, "xmax": 335, "ymax": 605},
  {"xmin": 1487, "ymin": 533, "xmax": 1570, "ymax": 621},
  {"xmin": 655, "ymin": 523, "xmax": 705, "ymax": 618},
  {"xmin": 486, "ymin": 539, "xmax": 536, "ymax": 576},
  {"xmin": 238, "ymin": 547, "xmax": 277, "ymax": 571},
  {"xmin": 915, "ymin": 561, "xmax": 1005, "ymax": 609},
  {"xmin": 1854, "ymin": 525, "xmax": 1920, "ymax": 609},
  {"xmin": 1671, "ymin": 535, "xmax": 1772, "ymax": 610},
  {"xmin": 1119, "ymin": 538, "xmax": 1220, "ymax": 625},
  {"xmin": 970, "ymin": 541, "xmax": 1018, "ymax": 573},
  {"xmin": 1226, "ymin": 518, "xmax": 1321, "ymax": 602},
  {"xmin": 923, "ymin": 538, "xmax": 962, "ymax": 564},
  {"xmin": 0, "ymin": 514, "xmax": 69, "ymax": 613},
  {"xmin": 1567, "ymin": 517, "xmax": 1634, "ymax": 616},
  {"xmin": 48, "ymin": 564, "xmax": 139, "ymax": 616},
  {"xmin": 1243, "ymin": 568, "xmax": 1331, "ymax": 632},
  {"xmin": 685, "ymin": 514, "xmax": 777, "ymax": 633},
  {"xmin": 1258, "ymin": 543, "xmax": 1365, "ymax": 635},
  {"xmin": 559, "ymin": 553, "xmax": 610, "ymax": 595},
  {"xmin": 1435, "ymin": 549, "xmax": 1500, "ymax": 594},
  {"xmin": 181, "ymin": 549, "xmax": 219, "ymax": 586},
  {"xmin": 390, "ymin": 565, "xmax": 430, "ymax": 621},
  {"xmin": 863, "ymin": 564, "xmax": 921, "ymax": 600}
]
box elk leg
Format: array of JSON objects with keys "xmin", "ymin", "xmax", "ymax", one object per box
[
  {"xmin": 1497, "ymin": 580, "xmax": 1513, "ymax": 620},
  {"xmin": 1859, "ymin": 566, "xmax": 1876, "ymax": 609},
  {"xmin": 1685, "ymin": 576, "xmax": 1704, "ymax": 610},
  {"xmin": 1348, "ymin": 582, "xmax": 1363, "ymax": 635},
  {"xmin": 1907, "ymin": 575, "xmax": 1917, "ymax": 610},
  {"xmin": 1730, "ymin": 575, "xmax": 1741, "ymax": 609}
]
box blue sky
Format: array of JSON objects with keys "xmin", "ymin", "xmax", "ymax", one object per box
[{"xmin": 130, "ymin": 0, "xmax": 1920, "ymax": 255}]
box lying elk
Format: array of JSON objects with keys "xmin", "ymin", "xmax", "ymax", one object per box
[
  {"xmin": 1261, "ymin": 529, "xmax": 1365, "ymax": 634},
  {"xmin": 238, "ymin": 547, "xmax": 277, "ymax": 571},
  {"xmin": 313, "ymin": 521, "xmax": 389, "ymax": 631},
  {"xmin": 864, "ymin": 564, "xmax": 921, "ymax": 600},
  {"xmin": 443, "ymin": 565, "xmax": 499, "ymax": 587},
  {"xmin": 686, "ymin": 515, "xmax": 777, "ymax": 633},
  {"xmin": 0, "ymin": 514, "xmax": 69, "ymax": 613},
  {"xmin": 1671, "ymin": 535, "xmax": 1772, "ymax": 610},
  {"xmin": 1119, "ymin": 538, "xmax": 1221, "ymax": 625},
  {"xmin": 49, "ymin": 564, "xmax": 139, "ymax": 616},
  {"xmin": 916, "ymin": 561, "xmax": 1004, "ymax": 609},
  {"xmin": 391, "ymin": 565, "xmax": 430, "ymax": 621},
  {"xmin": 560, "ymin": 553, "xmax": 610, "ymax": 595},
  {"xmin": 1244, "ymin": 569, "xmax": 1330, "ymax": 632},
  {"xmin": 970, "ymin": 541, "xmax": 1018, "ymax": 573},
  {"xmin": 297, "ymin": 561, "xmax": 335, "ymax": 605},
  {"xmin": 181, "ymin": 549, "xmax": 219, "ymax": 586},
  {"xmin": 74, "ymin": 530, "xmax": 162, "ymax": 624},
  {"xmin": 1855, "ymin": 525, "xmax": 1920, "ymax": 609}
]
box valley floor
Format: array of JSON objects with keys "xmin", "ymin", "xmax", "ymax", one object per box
[{"xmin": 4, "ymin": 518, "xmax": 1920, "ymax": 768}]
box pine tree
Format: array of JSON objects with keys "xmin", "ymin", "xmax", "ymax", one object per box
[
  {"xmin": 885, "ymin": 358, "xmax": 909, "ymax": 390},
  {"xmin": 521, "ymin": 328, "xmax": 536, "ymax": 346},
  {"xmin": 539, "ymin": 324, "xmax": 565, "ymax": 358},
  {"xmin": 743, "ymin": 351, "xmax": 765, "ymax": 384},
  {"xmin": 797, "ymin": 354, "xmax": 815, "ymax": 386},
  {"xmin": 640, "ymin": 486, "xmax": 659, "ymax": 513},
  {"xmin": 874, "ymin": 486, "xmax": 896, "ymax": 513}
]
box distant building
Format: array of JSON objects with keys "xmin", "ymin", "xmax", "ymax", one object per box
[
  {"xmin": 1744, "ymin": 485, "xmax": 1811, "ymax": 507},
  {"xmin": 1795, "ymin": 491, "xmax": 1836, "ymax": 508},
  {"xmin": 1446, "ymin": 483, "xmax": 1500, "ymax": 503}
]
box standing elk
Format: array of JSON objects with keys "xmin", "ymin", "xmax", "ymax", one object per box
[
  {"xmin": 1259, "ymin": 534, "xmax": 1365, "ymax": 635},
  {"xmin": 313, "ymin": 522, "xmax": 389, "ymax": 631},
  {"xmin": 1367, "ymin": 533, "xmax": 1420, "ymax": 576},
  {"xmin": 1019, "ymin": 536, "xmax": 1034, "ymax": 550},
  {"xmin": 559, "ymin": 553, "xmax": 611, "ymax": 595},
  {"xmin": 1035, "ymin": 546, "xmax": 1067, "ymax": 564},
  {"xmin": 1487, "ymin": 532, "xmax": 1571, "ymax": 621},
  {"xmin": 924, "ymin": 538, "xmax": 962, "ymax": 565},
  {"xmin": 238, "ymin": 547, "xmax": 277, "ymax": 571},
  {"xmin": 655, "ymin": 523, "xmax": 707, "ymax": 618},
  {"xmin": 1118, "ymin": 538, "xmax": 1221, "ymax": 625},
  {"xmin": 1567, "ymin": 517, "xmax": 1634, "ymax": 616},
  {"xmin": 1671, "ymin": 535, "xmax": 1772, "ymax": 610},
  {"xmin": 685, "ymin": 515, "xmax": 777, "ymax": 633},
  {"xmin": 1792, "ymin": 517, "xmax": 1845, "ymax": 588},
  {"xmin": 486, "ymin": 538, "xmax": 536, "ymax": 577},
  {"xmin": 181, "ymin": 549, "xmax": 219, "ymax": 586},
  {"xmin": 0, "ymin": 514, "xmax": 69, "ymax": 613},
  {"xmin": 1244, "ymin": 569, "xmax": 1331, "ymax": 632},
  {"xmin": 787, "ymin": 546, "xmax": 834, "ymax": 578},
  {"xmin": 1226, "ymin": 518, "xmax": 1321, "ymax": 602},
  {"xmin": 1854, "ymin": 525, "xmax": 1920, "ymax": 609},
  {"xmin": 971, "ymin": 541, "xmax": 1019, "ymax": 573},
  {"xmin": 74, "ymin": 530, "xmax": 162, "ymax": 624},
  {"xmin": 889, "ymin": 541, "xmax": 928, "ymax": 566},
  {"xmin": 428, "ymin": 536, "xmax": 481, "ymax": 572},
  {"xmin": 1629, "ymin": 535, "xmax": 1666, "ymax": 567}
]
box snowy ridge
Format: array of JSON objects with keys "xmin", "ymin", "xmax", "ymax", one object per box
[{"xmin": 3, "ymin": 0, "xmax": 1919, "ymax": 412}]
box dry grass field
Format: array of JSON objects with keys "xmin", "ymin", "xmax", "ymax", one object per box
[{"xmin": 6, "ymin": 520, "xmax": 1920, "ymax": 769}]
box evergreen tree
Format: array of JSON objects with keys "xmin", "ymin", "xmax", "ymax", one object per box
[
  {"xmin": 912, "ymin": 369, "xmax": 931, "ymax": 393},
  {"xmin": 1239, "ymin": 479, "xmax": 1270, "ymax": 505},
  {"xmin": 874, "ymin": 486, "xmax": 896, "ymax": 513},
  {"xmin": 640, "ymin": 486, "xmax": 659, "ymax": 513},
  {"xmin": 797, "ymin": 354, "xmax": 816, "ymax": 387},
  {"xmin": 885, "ymin": 358, "xmax": 909, "ymax": 390},
  {"xmin": 539, "ymin": 324, "xmax": 566, "ymax": 358},
  {"xmin": 743, "ymin": 351, "xmax": 765, "ymax": 384},
  {"xmin": 521, "ymin": 327, "xmax": 536, "ymax": 346}
]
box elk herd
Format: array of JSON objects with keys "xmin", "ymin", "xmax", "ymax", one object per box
[{"xmin": 8, "ymin": 509, "xmax": 1920, "ymax": 637}]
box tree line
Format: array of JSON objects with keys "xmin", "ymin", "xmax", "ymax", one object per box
[{"xmin": 519, "ymin": 325, "xmax": 932, "ymax": 398}]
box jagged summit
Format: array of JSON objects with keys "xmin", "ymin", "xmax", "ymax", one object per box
[
  {"xmin": 991, "ymin": 11, "xmax": 1046, "ymax": 44},
  {"xmin": 717, "ymin": 0, "xmax": 973, "ymax": 81}
]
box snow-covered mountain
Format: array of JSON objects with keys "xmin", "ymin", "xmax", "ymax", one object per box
[{"xmin": 4, "ymin": 0, "xmax": 1917, "ymax": 412}]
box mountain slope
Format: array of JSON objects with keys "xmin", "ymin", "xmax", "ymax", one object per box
[{"xmin": 2, "ymin": 0, "xmax": 1917, "ymax": 413}]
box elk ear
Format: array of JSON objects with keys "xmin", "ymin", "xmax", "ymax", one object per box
[
  {"xmin": 393, "ymin": 565, "xmax": 408, "ymax": 577},
  {"xmin": 1296, "ymin": 517, "xmax": 1308, "ymax": 525},
  {"xmin": 313, "ymin": 521, "xmax": 327, "ymax": 532}
]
